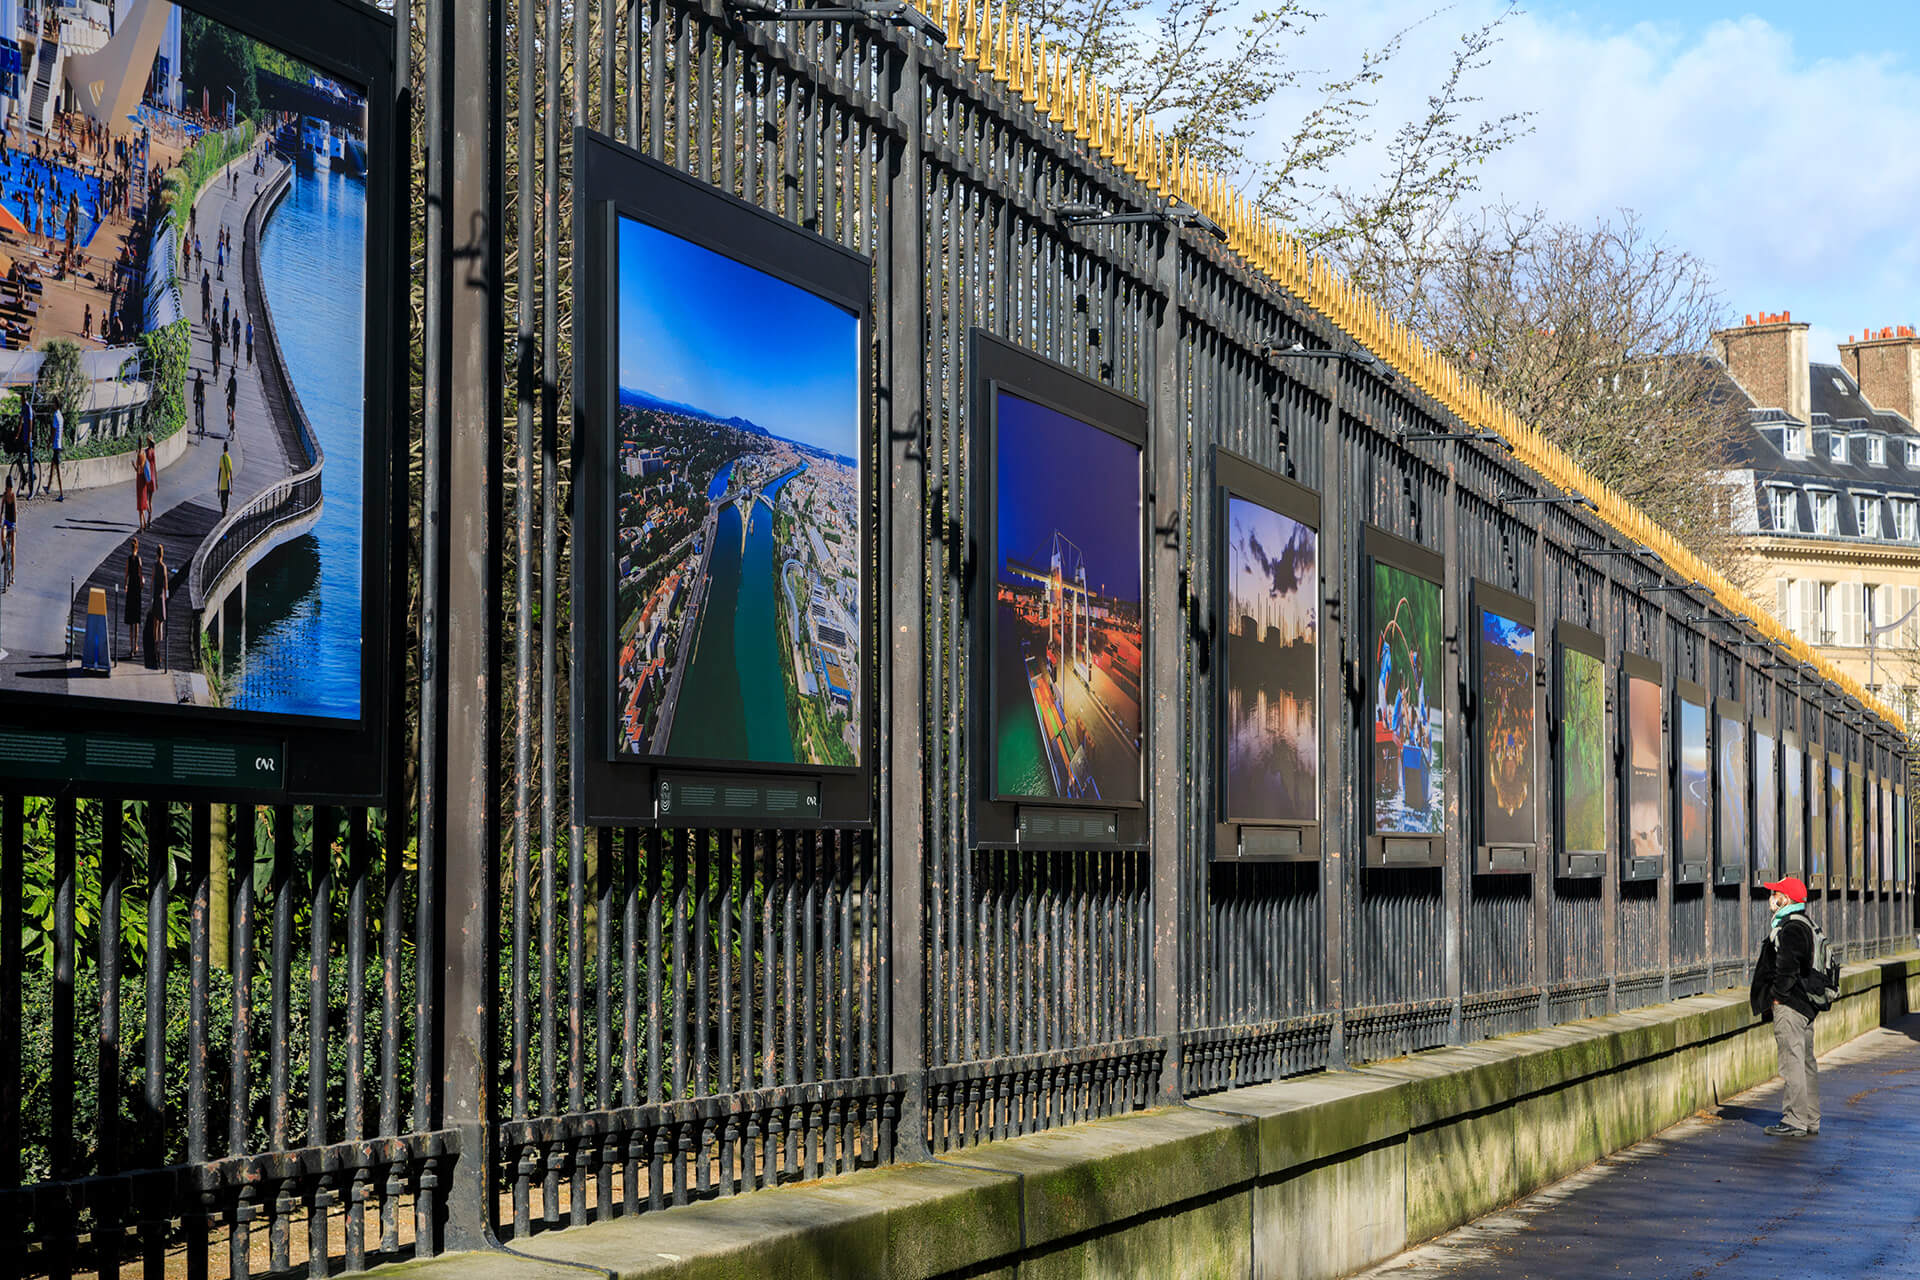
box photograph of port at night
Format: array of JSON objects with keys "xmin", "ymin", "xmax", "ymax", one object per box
[
  {"xmin": 0, "ymin": 1, "xmax": 368, "ymax": 720},
  {"xmin": 1222, "ymin": 493, "xmax": 1316, "ymax": 824},
  {"xmin": 610, "ymin": 214, "xmax": 861, "ymax": 769},
  {"xmin": 991, "ymin": 389, "xmax": 1143, "ymax": 805}
]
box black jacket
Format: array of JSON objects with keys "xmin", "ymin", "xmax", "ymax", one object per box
[{"xmin": 1749, "ymin": 911, "xmax": 1817, "ymax": 1021}]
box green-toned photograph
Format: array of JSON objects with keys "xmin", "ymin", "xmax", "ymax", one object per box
[{"xmin": 1560, "ymin": 646, "xmax": 1605, "ymax": 853}]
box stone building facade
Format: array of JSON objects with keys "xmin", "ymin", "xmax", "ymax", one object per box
[{"xmin": 1713, "ymin": 314, "xmax": 1920, "ymax": 729}]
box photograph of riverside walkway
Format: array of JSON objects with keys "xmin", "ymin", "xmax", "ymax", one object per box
[{"xmin": 0, "ymin": 1, "xmax": 367, "ymax": 721}]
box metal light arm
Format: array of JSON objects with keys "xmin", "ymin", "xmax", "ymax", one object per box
[
  {"xmin": 1054, "ymin": 200, "xmax": 1227, "ymax": 243},
  {"xmin": 1574, "ymin": 545, "xmax": 1658, "ymax": 559},
  {"xmin": 1399, "ymin": 430, "xmax": 1511, "ymax": 453},
  {"xmin": 1498, "ymin": 492, "xmax": 1597, "ymax": 510},
  {"xmin": 724, "ymin": 0, "xmax": 948, "ymax": 42}
]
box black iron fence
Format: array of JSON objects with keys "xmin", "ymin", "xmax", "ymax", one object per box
[{"xmin": 0, "ymin": 0, "xmax": 1915, "ymax": 1277}]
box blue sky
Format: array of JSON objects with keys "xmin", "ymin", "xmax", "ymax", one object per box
[
  {"xmin": 1481, "ymin": 609, "xmax": 1533, "ymax": 660},
  {"xmin": 617, "ymin": 216, "xmax": 858, "ymax": 455},
  {"xmin": 995, "ymin": 391, "xmax": 1143, "ymax": 602},
  {"xmin": 1253, "ymin": 2, "xmax": 1920, "ymax": 373}
]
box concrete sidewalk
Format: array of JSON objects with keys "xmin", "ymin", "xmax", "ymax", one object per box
[{"xmin": 1357, "ymin": 1016, "xmax": 1920, "ymax": 1280}]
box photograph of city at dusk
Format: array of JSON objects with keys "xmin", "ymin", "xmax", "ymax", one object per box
[
  {"xmin": 1222, "ymin": 494, "xmax": 1317, "ymax": 824},
  {"xmin": 991, "ymin": 390, "xmax": 1143, "ymax": 804},
  {"xmin": 611, "ymin": 215, "xmax": 861, "ymax": 768},
  {"xmin": 1626, "ymin": 672, "xmax": 1663, "ymax": 864}
]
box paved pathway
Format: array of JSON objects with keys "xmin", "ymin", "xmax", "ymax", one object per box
[
  {"xmin": 0, "ymin": 141, "xmax": 295, "ymax": 701},
  {"xmin": 1355, "ymin": 1016, "xmax": 1920, "ymax": 1280}
]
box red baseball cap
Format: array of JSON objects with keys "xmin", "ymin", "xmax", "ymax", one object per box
[{"xmin": 1762, "ymin": 876, "xmax": 1807, "ymax": 903}]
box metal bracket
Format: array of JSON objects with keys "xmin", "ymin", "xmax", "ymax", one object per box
[
  {"xmin": 1497, "ymin": 491, "xmax": 1595, "ymax": 510},
  {"xmin": 1054, "ymin": 200, "xmax": 1228, "ymax": 243},
  {"xmin": 723, "ymin": 0, "xmax": 947, "ymax": 42},
  {"xmin": 1398, "ymin": 430, "xmax": 1511, "ymax": 453}
]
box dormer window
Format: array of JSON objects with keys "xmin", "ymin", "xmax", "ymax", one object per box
[
  {"xmin": 1813, "ymin": 490, "xmax": 1838, "ymax": 534},
  {"xmin": 1908, "ymin": 441, "xmax": 1920, "ymax": 467},
  {"xmin": 1831, "ymin": 432, "xmax": 1848, "ymax": 461},
  {"xmin": 1856, "ymin": 495, "xmax": 1882, "ymax": 537},
  {"xmin": 1895, "ymin": 499, "xmax": 1917, "ymax": 541},
  {"xmin": 1770, "ymin": 488, "xmax": 1796, "ymax": 532},
  {"xmin": 1783, "ymin": 428, "xmax": 1807, "ymax": 458},
  {"xmin": 1868, "ymin": 436, "xmax": 1886, "ymax": 466}
]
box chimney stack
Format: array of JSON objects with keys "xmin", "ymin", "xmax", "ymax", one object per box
[
  {"xmin": 1712, "ymin": 312, "xmax": 1810, "ymax": 424},
  {"xmin": 1838, "ymin": 326, "xmax": 1920, "ymax": 424}
]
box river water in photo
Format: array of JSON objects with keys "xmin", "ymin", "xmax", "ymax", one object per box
[
  {"xmin": 231, "ymin": 167, "xmax": 366, "ymax": 719},
  {"xmin": 670, "ymin": 466, "xmax": 801, "ymax": 761}
]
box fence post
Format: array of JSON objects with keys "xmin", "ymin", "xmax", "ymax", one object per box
[
  {"xmin": 1149, "ymin": 226, "xmax": 1183, "ymax": 1101},
  {"xmin": 1321, "ymin": 366, "xmax": 1348, "ymax": 1067},
  {"xmin": 884, "ymin": 30, "xmax": 930, "ymax": 1162},
  {"xmin": 423, "ymin": 0, "xmax": 502, "ymax": 1252},
  {"xmin": 1443, "ymin": 449, "xmax": 1464, "ymax": 1042}
]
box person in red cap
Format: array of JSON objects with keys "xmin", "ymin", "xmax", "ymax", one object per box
[{"xmin": 1748, "ymin": 875, "xmax": 1820, "ymax": 1137}]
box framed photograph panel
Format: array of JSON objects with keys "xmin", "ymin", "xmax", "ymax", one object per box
[
  {"xmin": 1714, "ymin": 699, "xmax": 1748, "ymax": 885},
  {"xmin": 1849, "ymin": 761, "xmax": 1865, "ymax": 891},
  {"xmin": 1781, "ymin": 728, "xmax": 1805, "ymax": 881},
  {"xmin": 971, "ymin": 332, "xmax": 1148, "ymax": 848},
  {"xmin": 1472, "ymin": 583, "xmax": 1536, "ymax": 874},
  {"xmin": 1829, "ymin": 752, "xmax": 1847, "ymax": 892},
  {"xmin": 1556, "ymin": 623, "xmax": 1608, "ymax": 878},
  {"xmin": 572, "ymin": 131, "xmax": 875, "ymax": 827},
  {"xmin": 1213, "ymin": 448, "xmax": 1320, "ymax": 862},
  {"xmin": 1897, "ymin": 783, "xmax": 1908, "ymax": 895},
  {"xmin": 1752, "ymin": 715, "xmax": 1777, "ymax": 886},
  {"xmin": 1673, "ymin": 680, "xmax": 1709, "ymax": 884},
  {"xmin": 1619, "ymin": 653, "xmax": 1664, "ymax": 881},
  {"xmin": 1806, "ymin": 743, "xmax": 1826, "ymax": 892},
  {"xmin": 1365, "ymin": 527, "xmax": 1445, "ymax": 869},
  {"xmin": 0, "ymin": 0, "xmax": 401, "ymax": 803}
]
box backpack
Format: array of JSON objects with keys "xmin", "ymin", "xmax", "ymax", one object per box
[{"xmin": 1793, "ymin": 915, "xmax": 1840, "ymax": 1013}]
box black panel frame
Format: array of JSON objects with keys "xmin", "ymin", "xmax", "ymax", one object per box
[
  {"xmin": 1554, "ymin": 621, "xmax": 1608, "ymax": 878},
  {"xmin": 969, "ymin": 331, "xmax": 1150, "ymax": 849},
  {"xmin": 1471, "ymin": 581, "xmax": 1537, "ymax": 875},
  {"xmin": 571, "ymin": 129, "xmax": 877, "ymax": 827},
  {"xmin": 1363, "ymin": 525, "xmax": 1446, "ymax": 870},
  {"xmin": 0, "ymin": 0, "xmax": 402, "ymax": 805},
  {"xmin": 1751, "ymin": 712, "xmax": 1779, "ymax": 889},
  {"xmin": 1211, "ymin": 447, "xmax": 1321, "ymax": 863},
  {"xmin": 1672, "ymin": 678, "xmax": 1710, "ymax": 884},
  {"xmin": 1618, "ymin": 651, "xmax": 1665, "ymax": 882},
  {"xmin": 1714, "ymin": 697, "xmax": 1749, "ymax": 886},
  {"xmin": 1805, "ymin": 741, "xmax": 1826, "ymax": 892}
]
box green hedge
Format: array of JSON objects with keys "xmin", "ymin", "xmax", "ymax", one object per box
[{"xmin": 163, "ymin": 121, "xmax": 257, "ymax": 240}]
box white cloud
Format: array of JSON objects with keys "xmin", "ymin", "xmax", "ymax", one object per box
[{"xmin": 1252, "ymin": 4, "xmax": 1920, "ymax": 365}]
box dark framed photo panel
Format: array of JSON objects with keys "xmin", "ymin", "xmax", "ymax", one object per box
[
  {"xmin": 1874, "ymin": 769, "xmax": 1889, "ymax": 892},
  {"xmin": 1556, "ymin": 622, "xmax": 1607, "ymax": 878},
  {"xmin": 0, "ymin": 0, "xmax": 400, "ymax": 804},
  {"xmin": 1896, "ymin": 783, "xmax": 1908, "ymax": 895},
  {"xmin": 1848, "ymin": 761, "xmax": 1865, "ymax": 891},
  {"xmin": 571, "ymin": 130, "xmax": 876, "ymax": 827},
  {"xmin": 1472, "ymin": 582, "xmax": 1536, "ymax": 874},
  {"xmin": 1212, "ymin": 448, "xmax": 1320, "ymax": 863},
  {"xmin": 1619, "ymin": 652, "xmax": 1665, "ymax": 881},
  {"xmin": 970, "ymin": 332, "xmax": 1148, "ymax": 849},
  {"xmin": 1364, "ymin": 527, "xmax": 1445, "ymax": 869},
  {"xmin": 1751, "ymin": 715, "xmax": 1777, "ymax": 886},
  {"xmin": 1714, "ymin": 699, "xmax": 1748, "ymax": 885},
  {"xmin": 1829, "ymin": 751, "xmax": 1847, "ymax": 893},
  {"xmin": 1805, "ymin": 743, "xmax": 1825, "ymax": 892},
  {"xmin": 1673, "ymin": 679, "xmax": 1709, "ymax": 884},
  {"xmin": 1780, "ymin": 726, "xmax": 1805, "ymax": 882}
]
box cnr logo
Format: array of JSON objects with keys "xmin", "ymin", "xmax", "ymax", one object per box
[{"xmin": 255, "ymin": 756, "xmax": 278, "ymax": 773}]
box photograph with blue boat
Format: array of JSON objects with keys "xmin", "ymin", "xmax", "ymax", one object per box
[{"xmin": 0, "ymin": 0, "xmax": 369, "ymax": 724}]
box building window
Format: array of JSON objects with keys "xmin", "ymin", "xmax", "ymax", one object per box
[
  {"xmin": 1869, "ymin": 435, "xmax": 1887, "ymax": 466},
  {"xmin": 1907, "ymin": 441, "xmax": 1920, "ymax": 468},
  {"xmin": 1813, "ymin": 491, "xmax": 1837, "ymax": 535},
  {"xmin": 1769, "ymin": 488, "xmax": 1795, "ymax": 532},
  {"xmin": 1857, "ymin": 495, "xmax": 1882, "ymax": 537},
  {"xmin": 1897, "ymin": 500, "xmax": 1918, "ymax": 542},
  {"xmin": 1832, "ymin": 433, "xmax": 1849, "ymax": 461},
  {"xmin": 1902, "ymin": 585, "xmax": 1919, "ymax": 648},
  {"xmin": 1783, "ymin": 428, "xmax": 1807, "ymax": 458},
  {"xmin": 1835, "ymin": 582, "xmax": 1863, "ymax": 647}
]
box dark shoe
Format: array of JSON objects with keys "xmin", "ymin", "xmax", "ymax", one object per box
[{"xmin": 1763, "ymin": 1123, "xmax": 1811, "ymax": 1137}]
